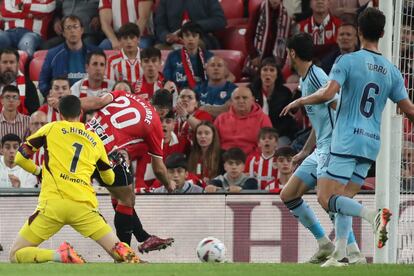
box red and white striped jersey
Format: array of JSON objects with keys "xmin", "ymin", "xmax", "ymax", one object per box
[
  {"xmin": 245, "ymin": 151, "xmax": 278, "ymax": 190},
  {"xmin": 106, "ymin": 48, "xmax": 142, "ymax": 84},
  {"xmin": 298, "ymin": 14, "xmax": 341, "ymax": 59},
  {"xmin": 1, "ymin": 0, "xmax": 56, "ymax": 39},
  {"xmin": 71, "ymin": 78, "xmax": 114, "ymax": 98},
  {"xmin": 37, "ymin": 104, "xmax": 61, "ymax": 122},
  {"xmin": 99, "ymin": 0, "xmax": 139, "ymax": 32}
]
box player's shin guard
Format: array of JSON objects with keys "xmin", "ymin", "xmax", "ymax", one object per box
[
  {"xmin": 132, "ymin": 209, "xmax": 151, "ymax": 242},
  {"xmin": 114, "ymin": 204, "xmax": 134, "ymax": 245},
  {"xmin": 284, "ymin": 197, "xmax": 325, "ymax": 239}
]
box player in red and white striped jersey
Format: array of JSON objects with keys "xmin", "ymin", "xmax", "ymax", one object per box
[
  {"xmin": 106, "ymin": 23, "xmax": 143, "ymax": 84},
  {"xmin": 99, "ymin": 0, "xmax": 154, "ymax": 50},
  {"xmin": 245, "ymin": 127, "xmax": 279, "ymax": 190},
  {"xmin": 37, "ymin": 77, "xmax": 71, "ymax": 122},
  {"xmin": 71, "ymin": 51, "xmax": 114, "ymax": 98},
  {"xmin": 0, "ymin": 0, "xmax": 56, "ymax": 56}
]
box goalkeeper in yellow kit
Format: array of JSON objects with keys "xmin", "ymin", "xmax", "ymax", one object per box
[{"xmin": 9, "ymin": 95, "xmax": 140, "ymax": 264}]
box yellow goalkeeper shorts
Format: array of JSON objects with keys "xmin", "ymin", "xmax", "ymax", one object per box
[{"xmin": 19, "ymin": 199, "xmax": 112, "ymax": 244}]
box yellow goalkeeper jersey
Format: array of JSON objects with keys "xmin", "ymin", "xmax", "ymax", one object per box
[{"xmin": 22, "ymin": 121, "xmax": 113, "ymax": 208}]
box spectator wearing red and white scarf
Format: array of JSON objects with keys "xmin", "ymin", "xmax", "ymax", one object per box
[
  {"xmin": 245, "ymin": 0, "xmax": 294, "ymax": 72},
  {"xmin": 71, "ymin": 51, "xmax": 114, "ymax": 98},
  {"xmin": 163, "ymin": 22, "xmax": 213, "ymax": 90},
  {"xmin": 0, "ymin": 0, "xmax": 56, "ymax": 57}
]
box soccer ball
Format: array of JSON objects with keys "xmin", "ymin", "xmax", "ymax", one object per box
[{"xmin": 196, "ymin": 237, "xmax": 226, "ymax": 263}]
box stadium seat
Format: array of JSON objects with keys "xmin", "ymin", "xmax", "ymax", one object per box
[
  {"xmin": 18, "ymin": 50, "xmax": 28, "ymax": 73},
  {"xmin": 248, "ymin": 0, "xmax": 263, "ymax": 16},
  {"xmin": 219, "ymin": 0, "xmax": 244, "ymax": 19},
  {"xmin": 30, "ymin": 52, "xmax": 47, "ymax": 82},
  {"xmin": 213, "ymin": 50, "xmax": 245, "ymax": 82},
  {"xmin": 33, "ymin": 50, "xmax": 48, "ymax": 59},
  {"xmin": 215, "ymin": 26, "xmax": 247, "ymax": 56}
]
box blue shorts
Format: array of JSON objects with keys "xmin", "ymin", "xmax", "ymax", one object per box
[
  {"xmin": 293, "ymin": 149, "xmax": 330, "ymax": 189},
  {"xmin": 320, "ymin": 154, "xmax": 372, "ymax": 185}
]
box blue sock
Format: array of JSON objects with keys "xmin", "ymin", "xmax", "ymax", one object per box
[
  {"xmin": 335, "ymin": 214, "xmax": 352, "ymax": 240},
  {"xmin": 330, "ymin": 212, "xmax": 357, "ymax": 244},
  {"xmin": 328, "ymin": 195, "xmax": 363, "ymax": 217},
  {"xmin": 348, "ymin": 230, "xmax": 356, "ymax": 245},
  {"xmin": 285, "ymin": 198, "xmax": 325, "ymax": 239}
]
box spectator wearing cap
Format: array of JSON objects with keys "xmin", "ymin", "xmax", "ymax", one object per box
[
  {"xmin": 163, "ymin": 22, "xmax": 214, "ymax": 90},
  {"xmin": 153, "ymin": 153, "xmax": 204, "ymax": 193}
]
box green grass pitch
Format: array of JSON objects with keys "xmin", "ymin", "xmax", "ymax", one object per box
[{"xmin": 0, "ymin": 263, "xmax": 413, "ymax": 276}]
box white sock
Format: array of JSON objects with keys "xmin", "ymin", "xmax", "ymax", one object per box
[
  {"xmin": 317, "ymin": 236, "xmax": 331, "ymax": 247},
  {"xmin": 333, "ymin": 238, "xmax": 347, "ymax": 260},
  {"xmin": 347, "ymin": 242, "xmax": 360, "ymax": 255},
  {"xmin": 359, "ymin": 207, "xmax": 376, "ymax": 224}
]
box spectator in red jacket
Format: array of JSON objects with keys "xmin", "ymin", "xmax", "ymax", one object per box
[{"xmin": 215, "ymin": 86, "xmax": 272, "ymax": 155}]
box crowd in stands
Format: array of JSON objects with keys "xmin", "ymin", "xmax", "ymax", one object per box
[{"xmin": 0, "ymin": 0, "xmax": 412, "ymax": 192}]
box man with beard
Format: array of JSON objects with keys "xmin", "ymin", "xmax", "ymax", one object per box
[{"xmin": 0, "ymin": 48, "xmax": 39, "ymax": 114}]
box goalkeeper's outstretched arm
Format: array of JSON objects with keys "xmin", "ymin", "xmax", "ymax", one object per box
[{"xmin": 15, "ymin": 143, "xmax": 42, "ymax": 176}]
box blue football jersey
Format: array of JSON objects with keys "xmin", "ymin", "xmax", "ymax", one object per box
[
  {"xmin": 329, "ymin": 49, "xmax": 408, "ymax": 161},
  {"xmin": 300, "ymin": 64, "xmax": 335, "ymax": 151}
]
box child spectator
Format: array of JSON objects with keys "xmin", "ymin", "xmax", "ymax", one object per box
[
  {"xmin": 162, "ymin": 110, "xmax": 190, "ymax": 159},
  {"xmin": 188, "ymin": 121, "xmax": 223, "ymax": 183},
  {"xmin": 267, "ymin": 146, "xmax": 296, "ymax": 193},
  {"xmin": 0, "ymin": 134, "xmax": 37, "ymax": 188},
  {"xmin": 163, "ymin": 22, "xmax": 213, "ymax": 90},
  {"xmin": 205, "ymin": 147, "xmax": 258, "ymax": 193},
  {"xmin": 246, "ymin": 127, "xmax": 279, "ymax": 190},
  {"xmin": 153, "ymin": 153, "xmax": 204, "ymax": 193}
]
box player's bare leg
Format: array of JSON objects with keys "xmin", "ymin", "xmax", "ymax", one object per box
[{"xmin": 280, "ymin": 176, "xmax": 334, "ymax": 263}]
